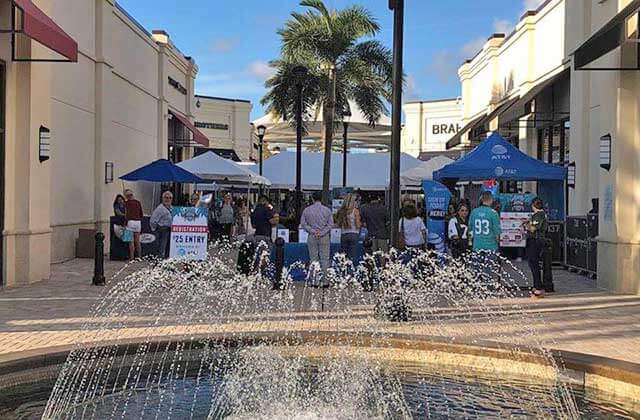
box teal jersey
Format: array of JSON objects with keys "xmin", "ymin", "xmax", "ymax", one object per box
[{"xmin": 469, "ymin": 205, "xmax": 502, "ymax": 251}]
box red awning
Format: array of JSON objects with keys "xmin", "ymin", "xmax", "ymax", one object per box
[
  {"xmin": 169, "ymin": 110, "xmax": 209, "ymax": 147},
  {"xmin": 13, "ymin": 0, "xmax": 78, "ymax": 62}
]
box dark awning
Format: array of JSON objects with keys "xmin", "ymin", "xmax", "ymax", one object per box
[
  {"xmin": 445, "ymin": 114, "xmax": 485, "ymax": 149},
  {"xmin": 446, "ymin": 96, "xmax": 520, "ymax": 150},
  {"xmin": 12, "ymin": 0, "xmax": 78, "ymax": 62},
  {"xmin": 499, "ymin": 69, "xmax": 570, "ymax": 125},
  {"xmin": 573, "ymin": 0, "xmax": 640, "ymax": 70},
  {"xmin": 169, "ymin": 110, "xmax": 209, "ymax": 147}
]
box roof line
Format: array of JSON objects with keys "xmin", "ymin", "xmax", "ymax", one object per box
[{"xmin": 195, "ymin": 94, "xmax": 251, "ymax": 104}]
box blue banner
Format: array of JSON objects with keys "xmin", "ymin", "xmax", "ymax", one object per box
[
  {"xmin": 495, "ymin": 193, "xmax": 536, "ymax": 213},
  {"xmin": 537, "ymin": 180, "xmax": 565, "ymax": 221},
  {"xmin": 422, "ymin": 180, "xmax": 452, "ymax": 253}
]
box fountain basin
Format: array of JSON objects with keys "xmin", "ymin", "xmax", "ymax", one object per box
[{"xmin": 0, "ymin": 331, "xmax": 638, "ymax": 418}]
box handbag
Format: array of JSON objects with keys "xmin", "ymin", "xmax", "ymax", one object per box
[
  {"xmin": 121, "ymin": 228, "xmax": 133, "ymax": 243},
  {"xmin": 397, "ymin": 218, "xmax": 406, "ymax": 250}
]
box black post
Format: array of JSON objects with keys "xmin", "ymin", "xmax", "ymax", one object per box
[
  {"xmin": 273, "ymin": 237, "xmax": 286, "ymax": 290},
  {"xmin": 389, "ymin": 0, "xmax": 404, "ymax": 248},
  {"xmin": 342, "ymin": 121, "xmax": 349, "ymax": 188},
  {"xmin": 258, "ymin": 135, "xmax": 264, "ymax": 176},
  {"xmin": 293, "ymin": 66, "xmax": 307, "ymax": 221},
  {"xmin": 92, "ymin": 232, "xmax": 105, "ymax": 286}
]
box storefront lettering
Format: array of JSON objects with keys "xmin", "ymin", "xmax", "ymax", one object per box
[
  {"xmin": 432, "ymin": 123, "xmax": 461, "ymax": 135},
  {"xmin": 168, "ymin": 77, "xmax": 187, "ymax": 95},
  {"xmin": 194, "ymin": 121, "xmax": 229, "ymax": 131}
]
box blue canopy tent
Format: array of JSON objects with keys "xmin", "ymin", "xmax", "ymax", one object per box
[
  {"xmin": 434, "ymin": 133, "xmax": 567, "ymax": 182},
  {"xmin": 434, "ymin": 132, "xmax": 567, "ymax": 220},
  {"xmin": 120, "ymin": 159, "xmax": 206, "ymax": 183}
]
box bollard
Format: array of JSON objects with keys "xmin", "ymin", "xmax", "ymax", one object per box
[
  {"xmin": 92, "ymin": 232, "xmax": 106, "ymax": 286},
  {"xmin": 272, "ymin": 237, "xmax": 285, "ymax": 290}
]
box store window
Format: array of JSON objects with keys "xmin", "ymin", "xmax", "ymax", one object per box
[{"xmin": 537, "ymin": 119, "xmax": 569, "ymax": 165}]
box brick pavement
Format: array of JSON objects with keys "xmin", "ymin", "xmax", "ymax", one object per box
[{"xmin": 0, "ymin": 258, "xmax": 638, "ymax": 365}]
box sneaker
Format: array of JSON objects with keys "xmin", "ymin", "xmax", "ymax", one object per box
[{"xmin": 531, "ymin": 289, "xmax": 544, "ymax": 299}]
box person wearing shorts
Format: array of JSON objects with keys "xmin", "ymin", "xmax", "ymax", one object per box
[{"xmin": 124, "ymin": 189, "xmax": 144, "ymax": 260}]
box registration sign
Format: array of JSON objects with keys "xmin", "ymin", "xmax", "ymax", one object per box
[{"xmin": 169, "ymin": 207, "xmax": 209, "ymax": 260}]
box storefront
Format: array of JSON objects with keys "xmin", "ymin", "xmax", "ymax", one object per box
[
  {"xmin": 566, "ymin": 0, "xmax": 640, "ymax": 293},
  {"xmin": 401, "ymin": 98, "xmax": 463, "ymax": 157},
  {"xmin": 193, "ymin": 95, "xmax": 253, "ymax": 161},
  {"xmin": 0, "ymin": 1, "xmax": 202, "ymax": 286}
]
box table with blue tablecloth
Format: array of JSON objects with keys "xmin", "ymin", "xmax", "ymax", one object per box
[
  {"xmin": 271, "ymin": 241, "xmax": 365, "ymax": 281},
  {"xmin": 277, "ymin": 242, "xmax": 365, "ymax": 266}
]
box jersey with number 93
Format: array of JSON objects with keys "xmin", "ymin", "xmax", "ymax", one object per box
[{"xmin": 468, "ymin": 205, "xmax": 502, "ymax": 251}]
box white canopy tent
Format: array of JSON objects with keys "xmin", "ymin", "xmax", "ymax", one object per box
[
  {"xmin": 177, "ymin": 152, "xmax": 271, "ymax": 186},
  {"xmin": 261, "ymin": 151, "xmax": 421, "ymax": 190},
  {"xmin": 400, "ymin": 156, "xmax": 454, "ymax": 188},
  {"xmin": 253, "ymin": 101, "xmax": 392, "ymax": 152}
]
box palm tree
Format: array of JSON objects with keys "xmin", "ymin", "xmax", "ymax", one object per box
[{"xmin": 261, "ymin": 0, "xmax": 393, "ymax": 203}]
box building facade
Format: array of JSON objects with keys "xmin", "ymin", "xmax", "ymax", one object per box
[
  {"xmin": 401, "ymin": 99, "xmax": 463, "ymax": 157},
  {"xmin": 445, "ymin": 0, "xmax": 640, "ymax": 294},
  {"xmin": 193, "ymin": 95, "xmax": 253, "ymax": 161},
  {"xmin": 566, "ymin": 0, "xmax": 640, "ymax": 294},
  {"xmin": 0, "ymin": 0, "xmax": 205, "ymax": 287}
]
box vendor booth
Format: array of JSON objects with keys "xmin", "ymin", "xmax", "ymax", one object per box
[
  {"xmin": 114, "ymin": 159, "xmax": 205, "ymax": 260},
  {"xmin": 401, "ymin": 155, "xmax": 454, "ymax": 189},
  {"xmin": 434, "ymin": 133, "xmax": 567, "ymax": 260},
  {"xmin": 262, "ymin": 151, "xmax": 421, "ymax": 190},
  {"xmin": 177, "ymin": 151, "xmax": 270, "ymax": 187}
]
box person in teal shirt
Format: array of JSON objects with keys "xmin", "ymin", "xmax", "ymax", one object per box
[{"xmin": 469, "ymin": 191, "xmax": 502, "ymax": 252}]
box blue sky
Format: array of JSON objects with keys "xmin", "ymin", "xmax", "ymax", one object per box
[{"xmin": 117, "ymin": 0, "xmax": 546, "ymax": 120}]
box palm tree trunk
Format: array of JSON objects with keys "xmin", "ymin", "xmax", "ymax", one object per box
[{"xmin": 321, "ymin": 66, "xmax": 337, "ymax": 205}]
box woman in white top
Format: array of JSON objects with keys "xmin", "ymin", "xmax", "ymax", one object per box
[
  {"xmin": 448, "ymin": 203, "xmax": 470, "ymax": 258},
  {"xmin": 399, "ymin": 203, "xmax": 427, "ymax": 249},
  {"xmin": 336, "ymin": 193, "xmax": 362, "ymax": 262}
]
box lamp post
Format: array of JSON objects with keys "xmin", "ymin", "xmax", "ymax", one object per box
[
  {"xmin": 389, "ymin": 0, "xmax": 404, "ymax": 248},
  {"xmin": 256, "ymin": 125, "xmax": 266, "ymax": 175},
  {"xmin": 292, "ymin": 65, "xmax": 308, "ymax": 220},
  {"xmin": 342, "ymin": 109, "xmax": 352, "ymax": 188}
]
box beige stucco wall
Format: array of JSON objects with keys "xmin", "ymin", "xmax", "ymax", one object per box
[
  {"xmin": 401, "ymin": 99, "xmax": 463, "ymax": 156},
  {"xmin": 566, "ymin": 0, "xmax": 640, "ymax": 294},
  {"xmin": 0, "ymin": 0, "xmax": 198, "ymax": 285},
  {"xmin": 458, "ymin": 0, "xmax": 566, "ymax": 145},
  {"xmin": 193, "ymin": 96, "xmax": 253, "ymax": 161}
]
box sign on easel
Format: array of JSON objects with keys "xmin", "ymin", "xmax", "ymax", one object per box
[{"xmin": 169, "ymin": 207, "xmax": 209, "ymax": 260}]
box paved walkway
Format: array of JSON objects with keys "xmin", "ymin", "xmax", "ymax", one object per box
[{"xmin": 0, "ymin": 258, "xmax": 638, "ymax": 365}]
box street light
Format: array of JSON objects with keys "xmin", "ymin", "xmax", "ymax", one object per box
[
  {"xmin": 389, "ymin": 0, "xmax": 404, "ymax": 248},
  {"xmin": 342, "ymin": 109, "xmax": 352, "ymax": 188},
  {"xmin": 256, "ymin": 124, "xmax": 267, "ymax": 176},
  {"xmin": 292, "ymin": 65, "xmax": 308, "ymax": 221}
]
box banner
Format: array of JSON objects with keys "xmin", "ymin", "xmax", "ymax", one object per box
[
  {"xmin": 422, "ymin": 180, "xmax": 452, "ymax": 253},
  {"xmin": 169, "ymin": 206, "xmax": 209, "ymax": 260},
  {"xmin": 537, "ymin": 180, "xmax": 565, "ymax": 221},
  {"xmin": 500, "ymin": 212, "xmax": 531, "ymax": 247},
  {"xmin": 495, "ymin": 193, "xmax": 535, "ymax": 213}
]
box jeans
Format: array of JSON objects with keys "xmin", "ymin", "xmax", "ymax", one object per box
[
  {"xmin": 526, "ymin": 238, "xmax": 544, "ymax": 290},
  {"xmin": 341, "ymin": 233, "xmax": 360, "ymax": 262},
  {"xmin": 156, "ymin": 226, "xmax": 171, "ymax": 258},
  {"xmin": 307, "ymin": 233, "xmax": 331, "ymax": 272}
]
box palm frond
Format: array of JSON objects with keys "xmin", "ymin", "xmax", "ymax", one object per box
[{"xmin": 334, "ymin": 5, "xmax": 379, "ymax": 39}]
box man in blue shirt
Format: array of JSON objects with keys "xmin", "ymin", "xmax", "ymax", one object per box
[{"xmin": 469, "ymin": 191, "xmax": 502, "ymax": 252}]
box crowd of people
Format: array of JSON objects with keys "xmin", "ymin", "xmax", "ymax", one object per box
[{"xmin": 113, "ymin": 186, "xmax": 552, "ymax": 297}]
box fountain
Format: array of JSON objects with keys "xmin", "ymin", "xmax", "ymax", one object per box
[{"xmin": 0, "ymin": 243, "xmax": 637, "ymax": 419}]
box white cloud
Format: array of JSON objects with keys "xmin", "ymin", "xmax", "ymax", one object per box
[
  {"xmin": 429, "ymin": 51, "xmax": 460, "ymax": 84},
  {"xmin": 405, "ymin": 74, "xmax": 419, "ymax": 100},
  {"xmin": 493, "ymin": 19, "xmax": 513, "ymax": 34},
  {"xmin": 461, "ymin": 37, "xmax": 485, "ymax": 58},
  {"xmin": 211, "ymin": 38, "xmax": 239, "ymax": 53},
  {"xmin": 247, "ymin": 61, "xmax": 276, "ymax": 81}
]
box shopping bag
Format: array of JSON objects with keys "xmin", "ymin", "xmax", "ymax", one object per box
[{"xmin": 121, "ymin": 228, "xmax": 133, "ymax": 243}]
